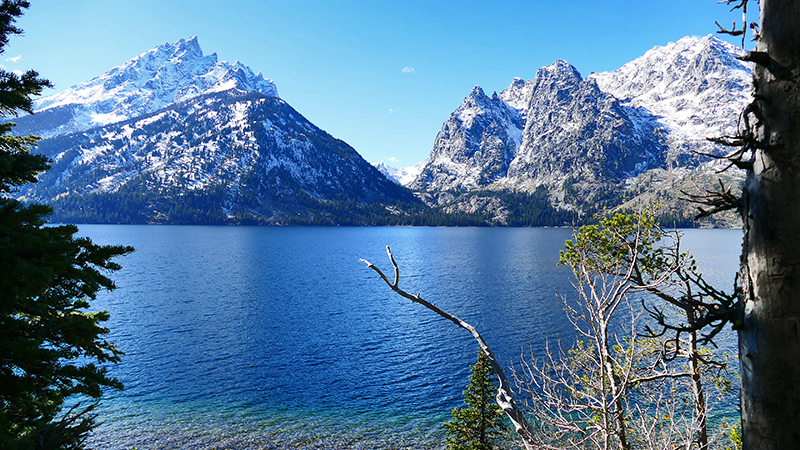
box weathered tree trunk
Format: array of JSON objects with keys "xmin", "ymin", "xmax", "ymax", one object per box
[
  {"xmin": 598, "ymin": 318, "xmax": 630, "ymax": 450},
  {"xmin": 686, "ymin": 309, "xmax": 708, "ymax": 450},
  {"xmin": 739, "ymin": 0, "xmax": 800, "ymax": 447}
]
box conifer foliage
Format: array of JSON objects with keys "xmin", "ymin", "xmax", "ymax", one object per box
[
  {"xmin": 0, "ymin": 2, "xmax": 133, "ymax": 448},
  {"xmin": 444, "ymin": 351, "xmax": 507, "ymax": 450}
]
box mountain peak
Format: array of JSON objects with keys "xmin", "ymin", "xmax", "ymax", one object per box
[
  {"xmin": 589, "ymin": 34, "xmax": 750, "ymax": 101},
  {"xmin": 500, "ymin": 77, "xmax": 536, "ymax": 115},
  {"xmin": 173, "ymin": 36, "xmax": 204, "ymax": 60},
  {"xmin": 29, "ymin": 37, "xmax": 278, "ymax": 138},
  {"xmin": 130, "ymin": 36, "xmax": 210, "ymax": 74},
  {"xmin": 468, "ymin": 85, "xmax": 487, "ymax": 99},
  {"xmin": 373, "ymin": 160, "xmax": 427, "ymax": 186},
  {"xmin": 536, "ymin": 60, "xmax": 583, "ymax": 83},
  {"xmin": 184, "ymin": 35, "xmax": 201, "ymax": 49},
  {"xmin": 530, "ymin": 60, "xmax": 583, "ymax": 98},
  {"xmin": 676, "ymin": 34, "xmax": 732, "ymax": 51},
  {"xmin": 456, "ymin": 84, "xmax": 510, "ymax": 123}
]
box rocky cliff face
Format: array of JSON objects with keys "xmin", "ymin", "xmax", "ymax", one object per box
[
  {"xmin": 408, "ymin": 86, "xmax": 524, "ymax": 191},
  {"xmin": 17, "ymin": 35, "xmax": 752, "ymax": 226},
  {"xmin": 503, "ymin": 61, "xmax": 666, "ymax": 195},
  {"xmin": 589, "ymin": 35, "xmax": 751, "ymax": 166}
]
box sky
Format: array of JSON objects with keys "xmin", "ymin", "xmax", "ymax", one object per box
[{"xmin": 2, "ymin": 1, "xmax": 747, "ymax": 167}]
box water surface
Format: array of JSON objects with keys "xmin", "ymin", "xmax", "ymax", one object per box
[{"xmin": 79, "ymin": 226, "xmax": 742, "ymax": 449}]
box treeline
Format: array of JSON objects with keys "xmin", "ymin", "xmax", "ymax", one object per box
[
  {"xmin": 48, "ymin": 186, "xmax": 229, "ymax": 225},
  {"xmin": 43, "ymin": 183, "xmax": 700, "ymax": 228},
  {"xmin": 44, "ymin": 186, "xmax": 577, "ymax": 227},
  {"xmin": 491, "ymin": 188, "xmax": 573, "ymax": 226}
]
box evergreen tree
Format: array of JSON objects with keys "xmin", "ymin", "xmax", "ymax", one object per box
[
  {"xmin": 444, "ymin": 351, "xmax": 507, "ymax": 450},
  {"xmin": 0, "ymin": 2, "xmax": 134, "ymax": 448}
]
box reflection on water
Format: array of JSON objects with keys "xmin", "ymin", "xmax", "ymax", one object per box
[{"xmin": 78, "ymin": 226, "xmax": 741, "ymax": 449}]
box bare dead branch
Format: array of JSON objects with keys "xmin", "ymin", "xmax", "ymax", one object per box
[
  {"xmin": 700, "ymin": 101, "xmax": 761, "ymax": 174},
  {"xmin": 716, "ymin": 0, "xmax": 752, "ymax": 46},
  {"xmin": 631, "ymin": 370, "xmax": 694, "ymax": 385},
  {"xmin": 360, "ymin": 246, "xmax": 536, "ymax": 449},
  {"xmin": 680, "ymin": 179, "xmax": 743, "ymax": 220},
  {"xmin": 715, "ymin": 20, "xmax": 745, "ymax": 37},
  {"xmin": 363, "ymin": 210, "xmax": 736, "ymax": 450}
]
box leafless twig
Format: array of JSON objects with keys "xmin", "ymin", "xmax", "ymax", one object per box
[{"xmin": 716, "ymin": 0, "xmax": 753, "ymax": 46}]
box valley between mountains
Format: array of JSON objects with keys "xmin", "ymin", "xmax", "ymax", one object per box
[{"xmin": 14, "ymin": 35, "xmax": 751, "ymax": 226}]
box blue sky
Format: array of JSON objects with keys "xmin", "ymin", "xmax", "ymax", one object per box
[{"xmin": 4, "ymin": 1, "xmax": 746, "ymax": 167}]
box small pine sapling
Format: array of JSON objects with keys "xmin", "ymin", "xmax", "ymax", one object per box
[{"xmin": 444, "ymin": 351, "xmax": 507, "ymax": 450}]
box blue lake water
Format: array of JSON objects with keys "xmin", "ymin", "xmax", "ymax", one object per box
[{"xmin": 78, "ymin": 226, "xmax": 743, "ymax": 449}]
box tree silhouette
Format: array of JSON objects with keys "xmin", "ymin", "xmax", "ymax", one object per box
[{"xmin": 0, "ymin": 2, "xmax": 133, "ymax": 448}]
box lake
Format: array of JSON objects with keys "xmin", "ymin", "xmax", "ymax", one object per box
[{"xmin": 78, "ymin": 226, "xmax": 743, "ymax": 449}]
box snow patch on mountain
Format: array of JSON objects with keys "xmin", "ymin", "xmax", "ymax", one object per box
[
  {"xmin": 410, "ymin": 35, "xmax": 750, "ymax": 220},
  {"xmin": 374, "ymin": 159, "xmax": 428, "ymax": 186},
  {"xmin": 503, "ymin": 59, "xmax": 667, "ymax": 194},
  {"xmin": 499, "ymin": 77, "xmax": 535, "ymax": 116},
  {"xmin": 21, "ymin": 89, "xmax": 413, "ymax": 222}
]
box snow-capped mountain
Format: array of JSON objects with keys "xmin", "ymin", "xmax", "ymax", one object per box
[
  {"xmin": 412, "ymin": 60, "xmax": 667, "ymax": 197},
  {"xmin": 13, "ymin": 36, "xmax": 278, "ymax": 139},
  {"xmin": 16, "ymin": 38, "xmax": 415, "ymax": 224},
  {"xmin": 20, "ymin": 89, "xmax": 413, "ymax": 224},
  {"xmin": 589, "ymin": 35, "xmax": 751, "ymax": 164},
  {"xmin": 15, "ymin": 34, "xmax": 753, "ymax": 226},
  {"xmin": 373, "ymin": 159, "xmax": 427, "ymax": 186},
  {"xmin": 411, "ymin": 35, "xmax": 751, "ymax": 221},
  {"xmin": 505, "ymin": 60, "xmax": 666, "ymax": 190},
  {"xmin": 409, "ymin": 85, "xmax": 524, "ymax": 191}
]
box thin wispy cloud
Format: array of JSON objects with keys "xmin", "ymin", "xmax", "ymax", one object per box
[
  {"xmin": 389, "ymin": 108, "xmax": 396, "ymax": 114},
  {"xmin": 6, "ymin": 55, "xmax": 21, "ymax": 63},
  {"xmin": 401, "ymin": 67, "xmax": 415, "ymax": 74}
]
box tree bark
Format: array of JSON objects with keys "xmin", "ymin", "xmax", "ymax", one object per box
[
  {"xmin": 599, "ymin": 322, "xmax": 631, "ymax": 450},
  {"xmin": 686, "ymin": 308, "xmax": 708, "ymax": 450},
  {"xmin": 739, "ymin": 1, "xmax": 800, "ymax": 447}
]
